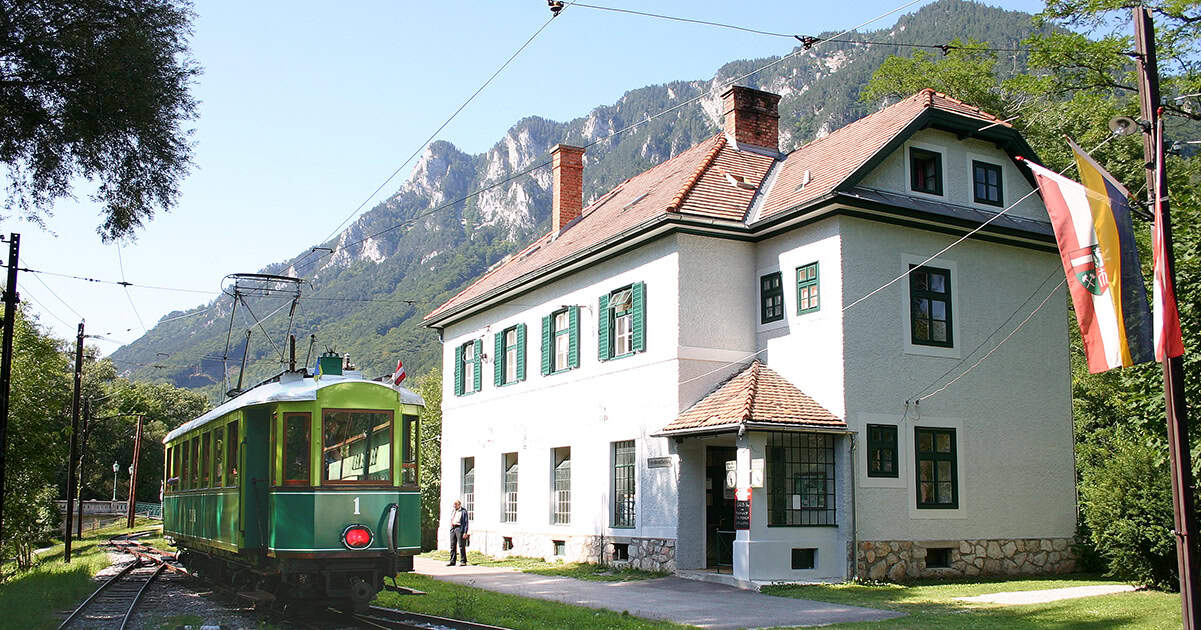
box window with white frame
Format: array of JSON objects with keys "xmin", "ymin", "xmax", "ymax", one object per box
[
  {"xmin": 552, "ymin": 447, "xmax": 570, "ymax": 525},
  {"xmin": 502, "ymin": 452, "xmax": 519, "ymax": 523}
]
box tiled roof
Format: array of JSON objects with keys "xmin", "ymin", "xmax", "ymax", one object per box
[
  {"xmin": 425, "ymin": 89, "xmax": 1015, "ymax": 325},
  {"xmin": 758, "ymin": 89, "xmax": 1007, "ymax": 219},
  {"xmin": 659, "ymin": 360, "xmax": 844, "ymax": 434}
]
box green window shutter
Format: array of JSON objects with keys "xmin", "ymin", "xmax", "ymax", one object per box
[
  {"xmin": 568, "ymin": 306, "xmax": 580, "ymax": 368},
  {"xmin": 598, "ymin": 294, "xmax": 611, "ymax": 361},
  {"xmin": 454, "ymin": 344, "xmax": 464, "ymax": 396},
  {"xmin": 541, "ymin": 314, "xmax": 553, "ymax": 375},
  {"xmin": 631, "ymin": 281, "xmax": 646, "ymax": 353},
  {"xmin": 516, "ymin": 324, "xmax": 527, "ymax": 381},
  {"xmin": 494, "ymin": 331, "xmax": 504, "ymax": 387},
  {"xmin": 473, "ymin": 339, "xmax": 483, "ymax": 392}
]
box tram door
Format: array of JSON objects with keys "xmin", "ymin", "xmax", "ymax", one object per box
[{"xmin": 705, "ymin": 446, "xmax": 737, "ymax": 571}]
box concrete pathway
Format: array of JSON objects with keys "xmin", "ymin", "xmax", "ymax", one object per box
[
  {"xmin": 954, "ymin": 584, "xmax": 1137, "ymax": 605},
  {"xmin": 415, "ymin": 557, "xmax": 903, "ymax": 629}
]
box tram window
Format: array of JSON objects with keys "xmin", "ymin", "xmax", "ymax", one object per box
[
  {"xmin": 401, "ymin": 414, "xmax": 418, "ymax": 485},
  {"xmin": 283, "ymin": 412, "xmax": 311, "ymax": 485},
  {"xmin": 213, "ymin": 426, "xmax": 225, "ymax": 488},
  {"xmin": 323, "ymin": 409, "xmax": 393, "ymax": 483},
  {"xmin": 201, "ymin": 432, "xmax": 211, "ymax": 488},
  {"xmin": 173, "ymin": 445, "xmax": 181, "ymax": 491},
  {"xmin": 190, "ymin": 437, "xmax": 200, "ymax": 490},
  {"xmin": 181, "ymin": 441, "xmax": 190, "ymax": 490},
  {"xmin": 227, "ymin": 419, "xmax": 239, "ymax": 487}
]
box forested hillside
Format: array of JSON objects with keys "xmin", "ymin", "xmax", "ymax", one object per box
[{"xmin": 110, "ymin": 0, "xmax": 1044, "ymax": 400}]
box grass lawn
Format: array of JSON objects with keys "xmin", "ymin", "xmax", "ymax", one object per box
[
  {"xmin": 0, "ymin": 518, "xmax": 163, "ymax": 630},
  {"xmin": 762, "ymin": 575, "xmax": 1181, "ymax": 629},
  {"xmin": 419, "ymin": 550, "xmax": 666, "ymax": 581},
  {"xmin": 379, "ymin": 572, "xmax": 694, "ymax": 630}
]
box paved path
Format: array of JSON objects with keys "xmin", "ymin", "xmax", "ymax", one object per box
[
  {"xmin": 415, "ymin": 557, "xmax": 902, "ymax": 629},
  {"xmin": 954, "ymin": 583, "xmax": 1138, "ymax": 605}
]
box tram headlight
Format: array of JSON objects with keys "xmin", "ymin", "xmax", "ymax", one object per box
[{"xmin": 342, "ymin": 524, "xmax": 373, "ymax": 550}]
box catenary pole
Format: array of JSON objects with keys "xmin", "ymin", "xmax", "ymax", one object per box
[
  {"xmin": 126, "ymin": 415, "xmax": 143, "ymax": 528},
  {"xmin": 0, "ymin": 233, "xmax": 19, "ymax": 544},
  {"xmin": 64, "ymin": 322, "xmax": 84, "ymax": 562},
  {"xmin": 1134, "ymin": 7, "xmax": 1199, "ymax": 626},
  {"xmin": 77, "ymin": 399, "xmax": 89, "ymax": 539}
]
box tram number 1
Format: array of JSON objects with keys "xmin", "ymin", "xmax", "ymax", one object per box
[{"xmin": 353, "ymin": 496, "xmax": 361, "ymax": 515}]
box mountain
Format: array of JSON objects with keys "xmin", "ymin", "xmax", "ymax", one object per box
[{"xmin": 110, "ymin": 0, "xmax": 1045, "ymax": 402}]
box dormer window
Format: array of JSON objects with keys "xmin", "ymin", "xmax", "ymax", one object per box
[
  {"xmin": 910, "ymin": 148, "xmax": 943, "ymax": 196},
  {"xmin": 973, "ymin": 160, "xmax": 1003, "ymax": 206}
]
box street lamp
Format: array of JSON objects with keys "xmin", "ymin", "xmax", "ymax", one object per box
[
  {"xmin": 111, "ymin": 461, "xmax": 119, "ymax": 501},
  {"xmin": 128, "ymin": 465, "xmax": 134, "ymax": 506}
]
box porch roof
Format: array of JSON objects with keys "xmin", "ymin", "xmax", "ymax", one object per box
[{"xmin": 658, "ymin": 360, "xmax": 845, "ymax": 436}]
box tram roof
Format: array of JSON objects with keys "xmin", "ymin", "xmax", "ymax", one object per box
[{"xmin": 164, "ymin": 373, "xmax": 424, "ymax": 443}]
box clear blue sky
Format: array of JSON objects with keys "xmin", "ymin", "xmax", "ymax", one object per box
[{"xmin": 6, "ymin": 0, "xmax": 1048, "ymax": 353}]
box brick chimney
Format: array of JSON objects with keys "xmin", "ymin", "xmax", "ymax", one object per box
[
  {"xmin": 721, "ymin": 86, "xmax": 781, "ymax": 152},
  {"xmin": 551, "ymin": 144, "xmax": 585, "ymax": 232}
]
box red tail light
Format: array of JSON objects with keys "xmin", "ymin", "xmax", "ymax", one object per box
[{"xmin": 343, "ymin": 525, "xmax": 373, "ymax": 549}]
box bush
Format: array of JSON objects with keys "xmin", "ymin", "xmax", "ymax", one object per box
[
  {"xmin": 1079, "ymin": 438, "xmax": 1179, "ymax": 589},
  {"xmin": 2, "ymin": 482, "xmax": 61, "ymax": 572}
]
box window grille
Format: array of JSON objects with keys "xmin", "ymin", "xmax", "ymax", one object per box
[
  {"xmin": 503, "ymin": 452, "xmax": 519, "ymax": 522},
  {"xmin": 612, "ymin": 440, "xmax": 636, "ymax": 528},
  {"xmin": 767, "ymin": 432, "xmax": 837, "ymax": 526},
  {"xmin": 461, "ymin": 457, "xmax": 475, "ymax": 520},
  {"xmin": 553, "ymin": 447, "xmax": 571, "ymax": 525}
]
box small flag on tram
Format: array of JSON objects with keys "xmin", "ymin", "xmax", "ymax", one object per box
[
  {"xmin": 1022, "ymin": 147, "xmax": 1153, "ymax": 373},
  {"xmin": 391, "ymin": 359, "xmax": 407, "ymax": 385},
  {"xmin": 1152, "ymin": 120, "xmax": 1185, "ymax": 360}
]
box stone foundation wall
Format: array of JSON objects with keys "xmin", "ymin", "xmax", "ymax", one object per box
[
  {"xmin": 466, "ymin": 531, "xmax": 676, "ymax": 572},
  {"xmin": 858, "ymin": 538, "xmax": 1077, "ymax": 581}
]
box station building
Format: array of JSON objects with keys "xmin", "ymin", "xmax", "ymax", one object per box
[{"xmin": 422, "ymin": 86, "xmax": 1077, "ymax": 586}]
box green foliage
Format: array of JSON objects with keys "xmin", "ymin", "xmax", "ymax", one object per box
[
  {"xmin": 0, "ymin": 0, "xmax": 200, "ymax": 242},
  {"xmin": 1, "ymin": 308, "xmax": 70, "ymax": 574},
  {"xmin": 415, "ymin": 368, "xmax": 442, "ymax": 550},
  {"xmin": 859, "ymin": 39, "xmax": 1007, "ymax": 115},
  {"xmin": 1078, "ymin": 438, "xmax": 1178, "ymax": 589}
]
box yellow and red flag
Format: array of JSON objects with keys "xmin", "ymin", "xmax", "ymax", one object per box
[{"xmin": 1023, "ymin": 145, "xmax": 1154, "ymax": 373}]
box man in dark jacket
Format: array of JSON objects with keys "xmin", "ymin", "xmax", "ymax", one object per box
[{"xmin": 448, "ymin": 500, "xmax": 469, "ymax": 566}]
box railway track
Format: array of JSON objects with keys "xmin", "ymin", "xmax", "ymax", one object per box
[
  {"xmin": 63, "ymin": 535, "xmax": 507, "ymax": 630},
  {"xmin": 56, "ymin": 556, "xmax": 168, "ymax": 630}
]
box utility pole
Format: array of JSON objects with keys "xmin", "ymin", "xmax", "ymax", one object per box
[
  {"xmin": 64, "ymin": 322, "xmax": 84, "ymax": 562},
  {"xmin": 126, "ymin": 415, "xmax": 143, "ymax": 528},
  {"xmin": 0, "ymin": 232, "xmax": 20, "ymax": 543},
  {"xmin": 76, "ymin": 399, "xmax": 89, "ymax": 540},
  {"xmin": 1134, "ymin": 7, "xmax": 1199, "ymax": 627}
]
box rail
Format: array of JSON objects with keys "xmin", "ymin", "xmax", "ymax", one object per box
[{"xmin": 57, "ymin": 536, "xmax": 174, "ymax": 630}]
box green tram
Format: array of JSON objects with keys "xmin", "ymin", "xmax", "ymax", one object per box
[{"xmin": 162, "ymin": 355, "xmax": 423, "ymax": 611}]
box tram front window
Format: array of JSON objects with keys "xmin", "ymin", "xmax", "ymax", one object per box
[{"xmin": 323, "ymin": 410, "xmax": 392, "ymax": 483}]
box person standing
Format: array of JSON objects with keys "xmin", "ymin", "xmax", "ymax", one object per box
[{"xmin": 448, "ymin": 499, "xmax": 469, "ymax": 566}]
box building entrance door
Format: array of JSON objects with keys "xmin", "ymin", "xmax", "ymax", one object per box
[{"xmin": 705, "ymin": 446, "xmax": 737, "ymax": 571}]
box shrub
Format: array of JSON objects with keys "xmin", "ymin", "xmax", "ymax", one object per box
[{"xmin": 1079, "ymin": 438, "xmax": 1178, "ymax": 589}]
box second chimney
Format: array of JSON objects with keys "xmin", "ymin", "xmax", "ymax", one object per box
[
  {"xmin": 551, "ymin": 144, "xmax": 585, "ymax": 233},
  {"xmin": 722, "ymin": 86, "xmax": 781, "ymax": 153}
]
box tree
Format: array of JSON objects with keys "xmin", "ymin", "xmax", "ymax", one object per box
[
  {"xmin": 414, "ymin": 368, "xmax": 442, "ymax": 550},
  {"xmin": 0, "ymin": 0, "xmax": 200, "ymax": 241},
  {"xmin": 1, "ymin": 308, "xmax": 70, "ymax": 573}
]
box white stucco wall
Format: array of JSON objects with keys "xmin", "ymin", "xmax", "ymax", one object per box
[
  {"xmin": 438, "ymin": 236, "xmax": 684, "ymax": 553},
  {"xmin": 858, "ymin": 128, "xmax": 1047, "ymax": 223},
  {"xmin": 839, "ymin": 216, "xmax": 1075, "ymax": 543}
]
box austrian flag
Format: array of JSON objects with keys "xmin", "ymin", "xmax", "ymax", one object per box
[
  {"xmin": 1023, "ymin": 151, "xmax": 1154, "ymax": 373},
  {"xmin": 391, "ymin": 359, "xmax": 407, "ymax": 385}
]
